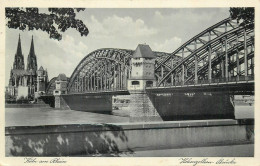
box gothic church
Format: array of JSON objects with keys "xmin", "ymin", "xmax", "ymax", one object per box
[{"xmin": 7, "ymin": 35, "xmax": 49, "ymax": 100}]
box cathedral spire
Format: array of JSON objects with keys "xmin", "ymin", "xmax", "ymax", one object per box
[
  {"xmin": 13, "ymin": 34, "xmax": 25, "ymax": 70},
  {"xmin": 29, "ymin": 35, "xmax": 35, "ymax": 55},
  {"xmin": 27, "ymin": 35, "xmax": 37, "ymax": 71},
  {"xmin": 17, "ymin": 34, "xmax": 22, "ymax": 55}
]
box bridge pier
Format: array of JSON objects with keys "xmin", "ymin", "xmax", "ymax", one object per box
[
  {"xmin": 128, "ymin": 90, "xmax": 162, "ymax": 122},
  {"xmin": 54, "ymin": 95, "xmax": 69, "ymax": 109},
  {"xmin": 53, "ymin": 74, "xmax": 70, "ymax": 109},
  {"xmin": 127, "ymin": 44, "xmax": 162, "ymax": 122}
]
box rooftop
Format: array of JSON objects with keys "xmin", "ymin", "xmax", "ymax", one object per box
[
  {"xmin": 57, "ymin": 73, "xmax": 67, "ymax": 81},
  {"xmin": 38, "ymin": 66, "xmax": 44, "ymax": 71},
  {"xmin": 133, "ymin": 44, "xmax": 156, "ymax": 59}
]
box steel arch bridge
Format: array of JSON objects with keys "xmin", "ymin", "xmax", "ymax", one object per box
[
  {"xmin": 46, "ymin": 17, "xmax": 254, "ymax": 94},
  {"xmin": 67, "ymin": 49, "xmax": 178, "ymax": 93}
]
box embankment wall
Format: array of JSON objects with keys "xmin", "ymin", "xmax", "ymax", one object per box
[{"xmin": 5, "ymin": 119, "xmax": 254, "ymax": 156}]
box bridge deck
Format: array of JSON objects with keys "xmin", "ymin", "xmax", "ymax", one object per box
[
  {"xmin": 43, "ymin": 90, "xmax": 129, "ymax": 96},
  {"xmin": 146, "ymin": 81, "xmax": 254, "ymax": 94},
  {"xmin": 68, "ymin": 90, "xmax": 129, "ymax": 96}
]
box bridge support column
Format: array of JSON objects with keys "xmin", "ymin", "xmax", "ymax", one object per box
[
  {"xmin": 54, "ymin": 95, "xmax": 69, "ymax": 109},
  {"xmin": 244, "ymin": 28, "xmax": 248, "ymax": 77},
  {"xmin": 224, "ymin": 39, "xmax": 229, "ymax": 81},
  {"xmin": 53, "ymin": 74, "xmax": 69, "ymax": 109},
  {"xmin": 128, "ymin": 90, "xmax": 162, "ymax": 122},
  {"xmin": 181, "ymin": 48, "xmax": 185, "ymax": 85},
  {"xmin": 208, "ymin": 45, "xmax": 212, "ymax": 83},
  {"xmin": 127, "ymin": 44, "xmax": 161, "ymax": 122},
  {"xmin": 194, "ymin": 40, "xmax": 198, "ymax": 84}
]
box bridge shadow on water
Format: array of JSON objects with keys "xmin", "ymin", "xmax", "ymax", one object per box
[{"xmin": 7, "ymin": 124, "xmax": 133, "ymax": 157}]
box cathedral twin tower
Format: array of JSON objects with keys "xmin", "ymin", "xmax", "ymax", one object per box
[
  {"xmin": 13, "ymin": 34, "xmax": 37, "ymax": 71},
  {"xmin": 7, "ymin": 34, "xmax": 48, "ymax": 100}
]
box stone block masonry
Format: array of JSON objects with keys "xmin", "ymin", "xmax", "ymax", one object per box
[
  {"xmin": 5, "ymin": 119, "xmax": 254, "ymax": 156},
  {"xmin": 54, "ymin": 96, "xmax": 70, "ymax": 109},
  {"xmin": 128, "ymin": 91, "xmax": 162, "ymax": 122}
]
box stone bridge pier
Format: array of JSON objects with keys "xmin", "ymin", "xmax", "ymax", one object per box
[
  {"xmin": 127, "ymin": 44, "xmax": 162, "ymax": 122},
  {"xmin": 53, "ymin": 74, "xmax": 70, "ymax": 109}
]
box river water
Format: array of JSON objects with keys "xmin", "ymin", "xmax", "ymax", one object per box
[{"xmin": 5, "ymin": 104, "xmax": 254, "ymax": 127}]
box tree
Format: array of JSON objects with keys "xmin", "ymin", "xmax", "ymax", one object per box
[
  {"xmin": 229, "ymin": 7, "xmax": 254, "ymax": 25},
  {"xmin": 5, "ymin": 8, "xmax": 89, "ymax": 40}
]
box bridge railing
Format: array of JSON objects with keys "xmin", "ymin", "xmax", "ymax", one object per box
[
  {"xmin": 68, "ymin": 87, "xmax": 128, "ymax": 94},
  {"xmin": 154, "ymin": 75, "xmax": 254, "ymax": 88}
]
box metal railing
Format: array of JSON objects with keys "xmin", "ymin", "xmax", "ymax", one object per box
[
  {"xmin": 152, "ymin": 75, "xmax": 254, "ymax": 88},
  {"xmin": 68, "ymin": 87, "xmax": 128, "ymax": 94}
]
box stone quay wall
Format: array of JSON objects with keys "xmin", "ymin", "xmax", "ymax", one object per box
[{"xmin": 5, "ymin": 119, "xmax": 254, "ymax": 156}]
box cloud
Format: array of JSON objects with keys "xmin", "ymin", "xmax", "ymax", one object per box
[
  {"xmin": 5, "ymin": 8, "xmax": 230, "ymax": 85},
  {"xmin": 152, "ymin": 36, "xmax": 182, "ymax": 53},
  {"xmin": 40, "ymin": 53, "xmax": 74, "ymax": 78},
  {"xmin": 152, "ymin": 9, "xmax": 229, "ymax": 40},
  {"xmin": 87, "ymin": 15, "xmax": 158, "ymax": 38},
  {"xmin": 154, "ymin": 9, "xmax": 227, "ymax": 25},
  {"xmin": 52, "ymin": 35, "xmax": 88, "ymax": 58},
  {"xmin": 40, "ymin": 34, "xmax": 89, "ymax": 77}
]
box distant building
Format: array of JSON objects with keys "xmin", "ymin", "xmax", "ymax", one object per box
[{"xmin": 6, "ymin": 35, "xmax": 48, "ymax": 100}]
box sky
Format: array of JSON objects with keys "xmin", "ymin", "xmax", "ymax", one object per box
[{"xmin": 5, "ymin": 8, "xmax": 230, "ymax": 85}]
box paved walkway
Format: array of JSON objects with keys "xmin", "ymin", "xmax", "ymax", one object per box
[
  {"xmin": 127, "ymin": 144, "xmax": 253, "ymax": 157},
  {"xmin": 5, "ymin": 107, "xmax": 129, "ymax": 127},
  {"xmin": 81, "ymin": 144, "xmax": 253, "ymax": 157}
]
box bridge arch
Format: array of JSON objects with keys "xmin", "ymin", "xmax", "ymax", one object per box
[
  {"xmin": 157, "ymin": 23, "xmax": 254, "ymax": 86},
  {"xmin": 155, "ymin": 17, "xmax": 241, "ymax": 82},
  {"xmin": 46, "ymin": 77, "xmax": 57, "ymax": 95},
  {"xmin": 67, "ymin": 48, "xmax": 179, "ymax": 93},
  {"xmin": 67, "ymin": 48, "xmax": 134, "ymax": 93}
]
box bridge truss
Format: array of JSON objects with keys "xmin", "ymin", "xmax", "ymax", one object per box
[
  {"xmin": 67, "ymin": 49, "xmax": 178, "ymax": 93},
  {"xmin": 156, "ymin": 18, "xmax": 254, "ymax": 86},
  {"xmin": 46, "ymin": 17, "xmax": 254, "ymax": 94}
]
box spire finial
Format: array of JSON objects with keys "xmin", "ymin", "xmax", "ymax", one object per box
[
  {"xmin": 16, "ymin": 34, "xmax": 22, "ymax": 55},
  {"xmin": 18, "ymin": 34, "xmax": 21, "ymax": 43},
  {"xmin": 29, "ymin": 35, "xmax": 35, "ymax": 55}
]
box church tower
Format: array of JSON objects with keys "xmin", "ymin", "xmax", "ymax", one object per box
[
  {"xmin": 27, "ymin": 36, "xmax": 38, "ymax": 71},
  {"xmin": 13, "ymin": 34, "xmax": 25, "ymax": 70}
]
